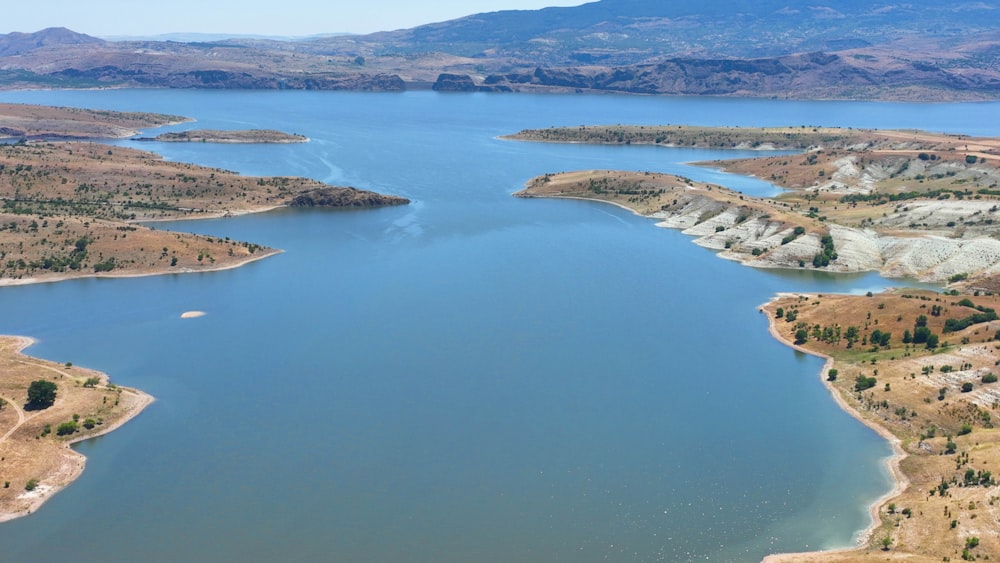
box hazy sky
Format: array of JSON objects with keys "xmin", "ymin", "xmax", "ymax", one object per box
[{"xmin": 1, "ymin": 1, "xmax": 587, "ymax": 37}]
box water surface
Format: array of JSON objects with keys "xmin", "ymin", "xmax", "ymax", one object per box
[{"xmin": 0, "ymin": 90, "xmax": 994, "ymax": 561}]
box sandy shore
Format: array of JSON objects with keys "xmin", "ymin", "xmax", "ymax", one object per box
[
  {"xmin": 0, "ymin": 336, "xmax": 154, "ymax": 523},
  {"xmin": 758, "ymin": 295, "xmax": 909, "ymax": 562}
]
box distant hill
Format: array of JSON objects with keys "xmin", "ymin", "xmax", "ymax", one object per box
[
  {"xmin": 359, "ymin": 0, "xmax": 999, "ymax": 61},
  {"xmin": 100, "ymin": 32, "xmax": 351, "ymax": 43},
  {"xmin": 0, "ymin": 1, "xmax": 997, "ymax": 100},
  {"xmin": 0, "ymin": 27, "xmax": 104, "ymax": 57}
]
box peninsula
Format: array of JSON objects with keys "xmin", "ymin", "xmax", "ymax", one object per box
[
  {"xmin": 0, "ymin": 335, "xmax": 153, "ymax": 521},
  {"xmin": 0, "ymin": 104, "xmax": 408, "ymax": 285},
  {"xmin": 511, "ymin": 125, "xmax": 1000, "ymax": 560},
  {"xmin": 0, "ymin": 102, "xmax": 189, "ymax": 139},
  {"xmin": 510, "ymin": 125, "xmax": 1000, "ymax": 288}
]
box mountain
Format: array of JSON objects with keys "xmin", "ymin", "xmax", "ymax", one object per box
[
  {"xmin": 0, "ymin": 27, "xmax": 104, "ymax": 57},
  {"xmin": 362, "ymin": 0, "xmax": 999, "ymax": 61},
  {"xmin": 0, "ymin": 1, "xmax": 997, "ymax": 100}
]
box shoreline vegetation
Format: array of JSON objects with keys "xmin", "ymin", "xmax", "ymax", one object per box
[
  {"xmin": 510, "ymin": 125, "xmax": 1000, "ymax": 560},
  {"xmin": 0, "ymin": 102, "xmax": 410, "ymax": 521},
  {"xmin": 0, "ymin": 335, "xmax": 154, "ymax": 522}
]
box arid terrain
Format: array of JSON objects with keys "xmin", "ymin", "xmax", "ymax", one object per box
[
  {"xmin": 762, "ymin": 291, "xmax": 1000, "ymax": 561},
  {"xmin": 0, "ymin": 104, "xmax": 408, "ymax": 285},
  {"xmin": 0, "ymin": 335, "xmax": 153, "ymax": 521},
  {"xmin": 1, "ymin": 0, "xmax": 998, "ymax": 101},
  {"xmin": 511, "ymin": 125, "xmax": 1000, "ymax": 288},
  {"xmin": 0, "ymin": 102, "xmax": 189, "ymax": 139}
]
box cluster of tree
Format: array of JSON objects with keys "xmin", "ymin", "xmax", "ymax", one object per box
[
  {"xmin": 855, "ymin": 374, "xmax": 877, "ymax": 391},
  {"xmin": 812, "ymin": 234, "xmax": 836, "ymax": 268},
  {"xmin": 870, "ymin": 329, "xmax": 891, "ymax": 347},
  {"xmin": 781, "ymin": 225, "xmax": 806, "ymax": 245},
  {"xmin": 93, "ymin": 257, "xmax": 116, "ymax": 272},
  {"xmin": 903, "ymin": 315, "xmax": 940, "ymax": 349},
  {"xmin": 942, "ymin": 300, "xmax": 997, "ymax": 333},
  {"xmin": 839, "ymin": 188, "xmax": 964, "ymax": 205}
]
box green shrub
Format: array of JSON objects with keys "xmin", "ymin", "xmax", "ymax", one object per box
[
  {"xmin": 56, "ymin": 421, "xmax": 78, "ymax": 436},
  {"xmin": 854, "ymin": 375, "xmax": 877, "ymax": 391}
]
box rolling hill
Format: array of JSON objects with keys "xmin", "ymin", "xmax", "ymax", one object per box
[{"xmin": 0, "ymin": 1, "xmax": 997, "ymax": 100}]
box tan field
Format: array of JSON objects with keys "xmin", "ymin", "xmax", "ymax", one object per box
[
  {"xmin": 0, "ymin": 103, "xmax": 189, "ymax": 139},
  {"xmin": 0, "ymin": 336, "xmax": 153, "ymax": 521},
  {"xmin": 762, "ymin": 291, "xmax": 1000, "ymax": 561}
]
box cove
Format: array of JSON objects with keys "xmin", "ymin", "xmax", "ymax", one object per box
[{"xmin": 0, "ymin": 90, "xmax": 995, "ymax": 562}]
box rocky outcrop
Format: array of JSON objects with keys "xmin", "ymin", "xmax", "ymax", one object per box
[
  {"xmin": 651, "ymin": 193, "xmax": 1000, "ymax": 283},
  {"xmin": 288, "ymin": 187, "xmax": 409, "ymax": 209},
  {"xmin": 432, "ymin": 73, "xmax": 512, "ymax": 92}
]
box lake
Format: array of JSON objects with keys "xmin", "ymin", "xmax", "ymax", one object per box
[{"xmin": 0, "ymin": 89, "xmax": 996, "ymax": 562}]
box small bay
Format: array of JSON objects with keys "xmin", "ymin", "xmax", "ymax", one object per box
[{"xmin": 0, "ymin": 89, "xmax": 995, "ymax": 561}]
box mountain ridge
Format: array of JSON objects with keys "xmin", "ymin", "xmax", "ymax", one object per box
[{"xmin": 0, "ymin": 1, "xmax": 997, "ymax": 100}]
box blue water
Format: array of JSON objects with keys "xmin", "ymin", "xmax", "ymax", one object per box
[{"xmin": 0, "ymin": 90, "xmax": 995, "ymax": 562}]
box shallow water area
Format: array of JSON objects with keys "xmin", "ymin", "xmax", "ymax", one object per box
[{"xmin": 0, "ymin": 90, "xmax": 994, "ymax": 562}]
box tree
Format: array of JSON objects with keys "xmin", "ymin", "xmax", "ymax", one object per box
[
  {"xmin": 845, "ymin": 326, "xmax": 860, "ymax": 348},
  {"xmin": 926, "ymin": 334, "xmax": 940, "ymax": 349},
  {"xmin": 26, "ymin": 380, "xmax": 57, "ymax": 410},
  {"xmin": 794, "ymin": 328, "xmax": 809, "ymax": 344}
]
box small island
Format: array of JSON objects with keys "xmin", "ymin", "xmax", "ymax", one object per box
[
  {"xmin": 511, "ymin": 124, "xmax": 1000, "ymax": 560},
  {"xmin": 148, "ymin": 129, "xmax": 308, "ymax": 144},
  {"xmin": 0, "ymin": 336, "xmax": 153, "ymax": 522}
]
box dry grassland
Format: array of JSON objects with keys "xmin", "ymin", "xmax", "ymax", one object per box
[
  {"xmin": 0, "ymin": 336, "xmax": 152, "ymax": 521},
  {"xmin": 764, "ymin": 291, "xmax": 1000, "ymax": 561}
]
